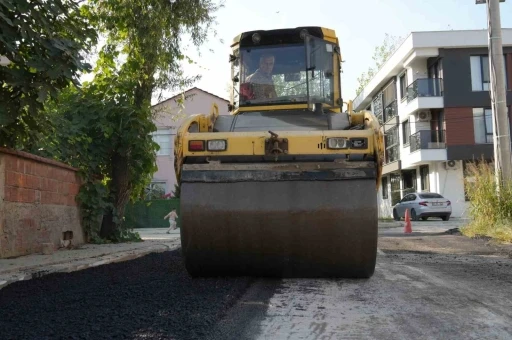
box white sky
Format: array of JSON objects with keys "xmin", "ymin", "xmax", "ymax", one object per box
[{"xmin": 84, "ymin": 0, "xmax": 512, "ymax": 105}]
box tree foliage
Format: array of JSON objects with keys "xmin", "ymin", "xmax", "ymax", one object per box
[
  {"xmin": 35, "ymin": 80, "xmax": 158, "ymax": 243},
  {"xmin": 1, "ymin": 0, "xmax": 223, "ymax": 242},
  {"xmin": 355, "ymin": 34, "xmax": 404, "ymax": 96},
  {"xmin": 65, "ymin": 0, "xmax": 222, "ymax": 241},
  {"xmin": 0, "ymin": 0, "xmax": 97, "ymax": 147}
]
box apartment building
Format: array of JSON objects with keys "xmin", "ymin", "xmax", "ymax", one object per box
[
  {"xmin": 352, "ymin": 29, "xmax": 512, "ymax": 219},
  {"xmin": 148, "ymin": 87, "xmax": 230, "ymax": 198}
]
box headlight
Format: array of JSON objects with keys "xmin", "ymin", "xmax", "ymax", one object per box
[
  {"xmin": 327, "ymin": 137, "xmax": 348, "ymax": 149},
  {"xmin": 207, "ymin": 139, "xmax": 227, "ymax": 151}
]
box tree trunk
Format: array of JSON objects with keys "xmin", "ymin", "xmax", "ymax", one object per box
[{"xmin": 100, "ymin": 152, "xmax": 132, "ymax": 241}]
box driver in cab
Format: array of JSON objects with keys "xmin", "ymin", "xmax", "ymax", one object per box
[{"xmin": 246, "ymin": 53, "xmax": 277, "ymax": 100}]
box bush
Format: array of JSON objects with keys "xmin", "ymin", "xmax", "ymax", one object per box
[{"xmin": 461, "ymin": 160, "xmax": 512, "ymax": 243}]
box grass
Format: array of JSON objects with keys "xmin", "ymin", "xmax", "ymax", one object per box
[{"xmin": 460, "ymin": 160, "xmax": 512, "ymax": 243}]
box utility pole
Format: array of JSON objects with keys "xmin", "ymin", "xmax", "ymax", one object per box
[{"xmin": 477, "ymin": 0, "xmax": 512, "ymax": 186}]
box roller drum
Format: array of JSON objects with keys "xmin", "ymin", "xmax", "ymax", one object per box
[{"xmin": 179, "ymin": 162, "xmax": 378, "ymax": 278}]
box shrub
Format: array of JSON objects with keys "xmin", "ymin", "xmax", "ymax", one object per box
[{"xmin": 461, "ymin": 160, "xmax": 512, "ymax": 243}]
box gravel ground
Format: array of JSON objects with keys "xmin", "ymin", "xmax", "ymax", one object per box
[{"xmin": 0, "ymin": 249, "xmax": 253, "ymax": 340}]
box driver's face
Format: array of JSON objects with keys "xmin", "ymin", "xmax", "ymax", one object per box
[{"xmin": 260, "ymin": 56, "xmax": 274, "ymax": 75}]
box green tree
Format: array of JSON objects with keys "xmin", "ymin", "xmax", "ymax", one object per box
[
  {"xmin": 355, "ymin": 34, "xmax": 404, "ymax": 96},
  {"xmin": 36, "ymin": 81, "xmax": 159, "ymax": 242},
  {"xmin": 76, "ymin": 0, "xmax": 222, "ymax": 240},
  {"xmin": 0, "ymin": 0, "xmax": 97, "ymax": 147}
]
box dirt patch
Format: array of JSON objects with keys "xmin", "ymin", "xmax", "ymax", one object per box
[{"xmin": 379, "ymin": 232, "xmax": 512, "ymax": 258}]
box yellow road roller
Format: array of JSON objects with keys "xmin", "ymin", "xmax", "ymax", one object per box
[{"xmin": 173, "ymin": 26, "xmax": 384, "ymax": 278}]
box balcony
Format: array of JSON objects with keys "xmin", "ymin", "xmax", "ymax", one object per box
[
  {"xmin": 383, "ymin": 144, "xmax": 401, "ymax": 174},
  {"xmin": 402, "ymin": 129, "xmax": 447, "ymax": 168},
  {"xmin": 401, "ymin": 78, "xmax": 444, "ymax": 117},
  {"xmin": 407, "ymin": 78, "xmax": 444, "ymax": 102},
  {"xmin": 410, "ymin": 130, "xmax": 446, "ymax": 153}
]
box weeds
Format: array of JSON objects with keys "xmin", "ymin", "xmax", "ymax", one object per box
[{"xmin": 461, "ymin": 160, "xmax": 512, "ymax": 243}]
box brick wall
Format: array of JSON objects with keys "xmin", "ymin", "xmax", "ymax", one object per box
[
  {"xmin": 0, "ymin": 147, "xmax": 84, "ymax": 258},
  {"xmin": 445, "ymin": 107, "xmax": 474, "ymax": 146}
]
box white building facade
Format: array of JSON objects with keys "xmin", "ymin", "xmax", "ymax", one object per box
[{"xmin": 352, "ymin": 29, "xmax": 512, "ymax": 219}]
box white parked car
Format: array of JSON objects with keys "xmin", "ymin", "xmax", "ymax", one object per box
[{"xmin": 393, "ymin": 192, "xmax": 452, "ymax": 221}]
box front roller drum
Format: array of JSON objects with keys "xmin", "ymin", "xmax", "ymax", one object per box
[{"xmin": 179, "ymin": 166, "xmax": 378, "ymax": 278}]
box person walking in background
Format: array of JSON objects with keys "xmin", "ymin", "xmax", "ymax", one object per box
[{"xmin": 164, "ymin": 209, "xmax": 178, "ymax": 233}]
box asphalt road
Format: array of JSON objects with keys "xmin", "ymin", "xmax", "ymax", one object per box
[
  {"xmin": 212, "ymin": 250, "xmax": 512, "ymax": 340},
  {"xmin": 1, "ymin": 222, "xmax": 511, "ymax": 340}
]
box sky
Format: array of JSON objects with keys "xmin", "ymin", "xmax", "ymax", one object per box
[{"xmin": 164, "ymin": 0, "xmax": 512, "ymax": 105}]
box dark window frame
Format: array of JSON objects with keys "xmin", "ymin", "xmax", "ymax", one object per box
[
  {"xmin": 420, "ymin": 165, "xmax": 430, "ymax": 192},
  {"xmin": 384, "ymin": 126, "xmax": 399, "ymax": 164},
  {"xmin": 402, "ymin": 119, "xmax": 410, "ymax": 146},
  {"xmin": 382, "ymin": 176, "xmax": 388, "ymax": 199},
  {"xmin": 471, "ymin": 54, "xmax": 508, "ymax": 91},
  {"xmin": 399, "ymin": 71, "xmax": 408, "ymax": 101}
]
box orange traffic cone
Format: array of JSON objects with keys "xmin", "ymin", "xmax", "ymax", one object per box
[{"xmin": 404, "ymin": 208, "xmax": 412, "ymax": 234}]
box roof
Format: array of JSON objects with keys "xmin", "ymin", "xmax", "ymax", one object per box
[
  {"xmin": 152, "ymin": 87, "xmax": 229, "ymax": 108},
  {"xmin": 352, "ymin": 28, "xmax": 512, "ymax": 110}
]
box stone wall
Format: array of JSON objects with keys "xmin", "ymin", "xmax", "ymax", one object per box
[{"xmin": 0, "ymin": 147, "xmax": 84, "ymax": 258}]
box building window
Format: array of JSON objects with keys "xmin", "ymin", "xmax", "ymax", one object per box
[
  {"xmin": 382, "ymin": 176, "xmax": 388, "ymax": 199},
  {"xmin": 470, "ymin": 55, "xmax": 508, "ymax": 91},
  {"xmin": 402, "ymin": 120, "xmax": 410, "ymax": 146},
  {"xmin": 472, "ymin": 108, "xmax": 493, "ymax": 144},
  {"xmin": 402, "ymin": 169, "xmax": 417, "ymax": 196},
  {"xmin": 399, "ymin": 71, "xmax": 408, "ymax": 100},
  {"xmin": 152, "ymin": 129, "xmax": 173, "ymax": 155},
  {"xmin": 390, "ymin": 173, "xmax": 401, "ymax": 205},
  {"xmin": 372, "ymin": 92, "xmax": 384, "ymax": 123},
  {"xmin": 420, "ymin": 165, "xmax": 430, "ymax": 191},
  {"xmin": 384, "ymin": 126, "xmax": 399, "ymax": 163},
  {"xmin": 382, "ymin": 81, "xmax": 397, "ymax": 122}
]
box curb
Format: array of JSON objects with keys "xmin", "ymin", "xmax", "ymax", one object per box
[{"xmin": 0, "ymin": 244, "xmax": 178, "ymax": 291}]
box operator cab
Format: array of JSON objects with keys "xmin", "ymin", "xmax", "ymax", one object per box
[{"xmin": 229, "ymin": 27, "xmax": 343, "ymax": 114}]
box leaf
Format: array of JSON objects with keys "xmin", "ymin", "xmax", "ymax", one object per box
[{"xmin": 0, "ymin": 11, "xmax": 13, "ymax": 26}]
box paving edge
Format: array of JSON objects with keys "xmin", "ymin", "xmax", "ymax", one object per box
[{"xmin": 0, "ymin": 243, "xmax": 179, "ymax": 291}]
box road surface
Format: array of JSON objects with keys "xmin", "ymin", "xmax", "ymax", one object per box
[{"xmin": 1, "ymin": 221, "xmax": 511, "ymax": 340}]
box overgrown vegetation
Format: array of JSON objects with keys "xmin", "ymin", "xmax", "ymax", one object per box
[{"xmin": 461, "ymin": 160, "xmax": 512, "ymax": 243}]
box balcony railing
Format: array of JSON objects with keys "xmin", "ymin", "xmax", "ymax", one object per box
[
  {"xmin": 406, "ymin": 78, "xmax": 444, "ymax": 103},
  {"xmin": 385, "ymin": 144, "xmax": 400, "ymax": 164},
  {"xmin": 410, "ymin": 130, "xmax": 446, "ymax": 153},
  {"xmin": 384, "ymin": 100, "xmax": 398, "ymax": 122}
]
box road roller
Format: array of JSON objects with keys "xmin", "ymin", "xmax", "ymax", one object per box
[{"xmin": 173, "ymin": 26, "xmax": 384, "ymax": 278}]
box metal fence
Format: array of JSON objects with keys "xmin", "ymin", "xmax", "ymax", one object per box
[{"xmin": 124, "ymin": 198, "xmax": 181, "ymax": 229}]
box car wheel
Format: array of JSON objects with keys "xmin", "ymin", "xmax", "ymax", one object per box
[
  {"xmin": 411, "ymin": 209, "xmax": 418, "ymax": 221},
  {"xmin": 442, "ymin": 215, "xmax": 450, "ymax": 221},
  {"xmin": 421, "ymin": 217, "xmax": 428, "ymax": 221},
  {"xmin": 393, "ymin": 209, "xmax": 400, "ymax": 221}
]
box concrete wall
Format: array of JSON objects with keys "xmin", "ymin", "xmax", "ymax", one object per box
[
  {"xmin": 150, "ymin": 88, "xmax": 230, "ymax": 194},
  {"xmin": 430, "ymin": 160, "xmax": 468, "ymax": 219},
  {"xmin": 378, "ymin": 176, "xmax": 393, "ymax": 219},
  {"xmin": 0, "ymin": 148, "xmax": 84, "ymax": 258}
]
